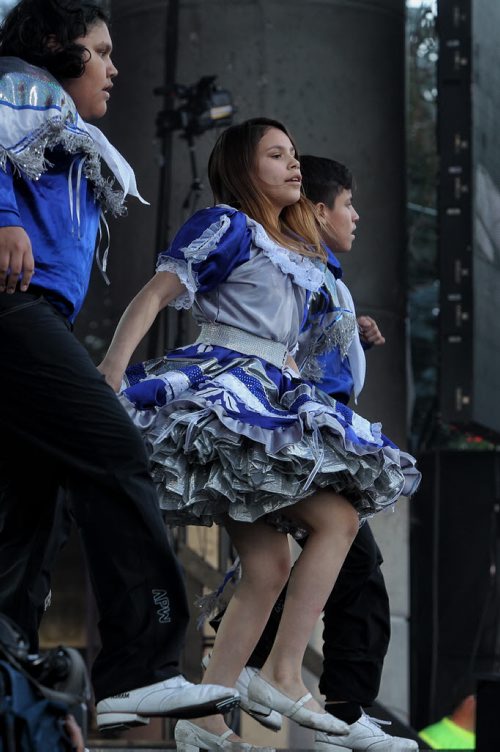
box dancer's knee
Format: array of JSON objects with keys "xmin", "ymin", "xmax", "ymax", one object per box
[
  {"xmin": 240, "ymin": 547, "xmax": 291, "ymax": 597},
  {"xmin": 292, "ymin": 491, "xmax": 360, "ymax": 542}
]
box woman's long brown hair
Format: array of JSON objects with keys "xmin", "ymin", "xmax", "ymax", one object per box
[{"xmin": 208, "ymin": 118, "xmax": 325, "ymax": 262}]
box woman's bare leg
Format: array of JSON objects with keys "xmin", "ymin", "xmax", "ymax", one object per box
[
  {"xmin": 194, "ymin": 519, "xmax": 291, "ymax": 736},
  {"xmin": 260, "ymin": 490, "xmax": 359, "ymax": 713}
]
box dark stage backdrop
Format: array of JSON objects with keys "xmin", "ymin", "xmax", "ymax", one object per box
[
  {"xmin": 410, "ymin": 449, "xmax": 500, "ymax": 730},
  {"xmin": 76, "ymin": 0, "xmax": 410, "ymax": 445},
  {"xmin": 438, "ymin": 0, "xmax": 500, "ymax": 438}
]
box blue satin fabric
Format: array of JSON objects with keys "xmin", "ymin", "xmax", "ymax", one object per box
[
  {"xmin": 157, "ymin": 205, "xmax": 252, "ymax": 293},
  {"xmin": 0, "ymin": 150, "xmax": 99, "ymax": 320},
  {"xmin": 302, "ymin": 246, "xmax": 354, "ymax": 400},
  {"xmin": 123, "ymin": 342, "xmax": 388, "ymax": 447}
]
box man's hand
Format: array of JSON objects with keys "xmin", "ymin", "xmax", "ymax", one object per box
[
  {"xmin": 0, "ymin": 227, "xmax": 35, "ymax": 293},
  {"xmin": 0, "ymin": 226, "xmax": 35, "ymax": 293},
  {"xmin": 357, "ymin": 315, "xmax": 385, "ymax": 346}
]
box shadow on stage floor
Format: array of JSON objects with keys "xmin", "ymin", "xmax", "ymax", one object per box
[{"xmin": 88, "ymin": 747, "xmax": 471, "ymax": 751}]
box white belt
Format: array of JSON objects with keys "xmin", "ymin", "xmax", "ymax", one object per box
[{"xmin": 195, "ymin": 322, "xmax": 289, "ymax": 370}]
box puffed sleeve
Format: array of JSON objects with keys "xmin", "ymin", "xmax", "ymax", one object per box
[{"xmin": 156, "ymin": 205, "xmax": 252, "ymax": 309}]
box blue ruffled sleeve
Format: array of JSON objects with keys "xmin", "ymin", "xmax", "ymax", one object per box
[{"xmin": 156, "ymin": 205, "xmax": 252, "ymax": 309}]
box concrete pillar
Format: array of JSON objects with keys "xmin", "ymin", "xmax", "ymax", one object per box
[
  {"xmin": 75, "ymin": 0, "xmax": 170, "ymax": 361},
  {"xmin": 82, "ymin": 0, "xmax": 411, "ymax": 730}
]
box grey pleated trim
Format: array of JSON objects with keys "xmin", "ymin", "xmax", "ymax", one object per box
[{"xmin": 122, "ymin": 397, "xmax": 417, "ymax": 535}]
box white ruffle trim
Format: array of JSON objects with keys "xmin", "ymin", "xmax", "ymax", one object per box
[
  {"xmin": 156, "ymin": 214, "xmax": 232, "ymax": 309},
  {"xmin": 180, "ymin": 213, "xmax": 232, "ymax": 262},
  {"xmin": 246, "ymin": 216, "xmax": 324, "ymax": 292},
  {"xmin": 156, "ymin": 258, "xmax": 194, "ymax": 309}
]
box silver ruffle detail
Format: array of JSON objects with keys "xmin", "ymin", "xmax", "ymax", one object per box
[
  {"xmin": 301, "ymin": 356, "xmax": 325, "ymax": 383},
  {"xmin": 120, "ymin": 351, "xmax": 421, "ymax": 536},
  {"xmin": 0, "ymin": 120, "xmax": 126, "ymax": 216},
  {"xmin": 301, "ymin": 310, "xmax": 357, "ymax": 382}
]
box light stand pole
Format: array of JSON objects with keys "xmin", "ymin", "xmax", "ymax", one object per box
[{"xmin": 147, "ymin": 0, "xmax": 180, "ymax": 359}]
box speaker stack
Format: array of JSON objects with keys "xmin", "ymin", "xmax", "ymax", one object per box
[
  {"xmin": 437, "ymin": 0, "xmax": 500, "ymax": 439},
  {"xmin": 410, "ymin": 450, "xmax": 500, "ymax": 743},
  {"xmin": 437, "ymin": 0, "xmax": 473, "ymax": 429}
]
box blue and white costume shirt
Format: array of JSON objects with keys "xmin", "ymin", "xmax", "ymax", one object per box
[
  {"xmin": 156, "ymin": 204, "xmax": 324, "ymax": 354},
  {"xmin": 298, "ymin": 245, "xmax": 367, "ymax": 402},
  {"xmin": 0, "ymin": 57, "xmax": 145, "ymax": 321}
]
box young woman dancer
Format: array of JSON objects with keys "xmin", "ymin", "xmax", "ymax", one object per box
[{"xmin": 99, "ymin": 118, "xmax": 421, "ymax": 751}]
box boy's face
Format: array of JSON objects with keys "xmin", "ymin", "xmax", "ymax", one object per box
[
  {"xmin": 316, "ymin": 188, "xmax": 359, "ymax": 253},
  {"xmin": 61, "ymin": 21, "xmax": 117, "ymax": 121}
]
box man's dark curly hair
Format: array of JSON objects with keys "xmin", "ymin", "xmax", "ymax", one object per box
[{"xmin": 0, "ymin": 0, "xmax": 109, "ymax": 80}]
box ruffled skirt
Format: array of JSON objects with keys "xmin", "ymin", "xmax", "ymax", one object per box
[{"xmin": 121, "ymin": 343, "xmax": 421, "ymax": 530}]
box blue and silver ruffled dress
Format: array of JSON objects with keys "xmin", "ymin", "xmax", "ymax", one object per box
[{"xmin": 121, "ymin": 205, "xmax": 421, "ymax": 530}]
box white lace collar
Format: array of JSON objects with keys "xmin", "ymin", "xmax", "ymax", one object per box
[{"xmin": 216, "ymin": 205, "xmax": 324, "ymax": 292}]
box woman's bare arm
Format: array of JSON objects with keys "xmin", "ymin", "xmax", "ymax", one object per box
[{"xmin": 98, "ymin": 271, "xmax": 185, "ymax": 391}]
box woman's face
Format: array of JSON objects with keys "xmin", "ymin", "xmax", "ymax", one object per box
[
  {"xmin": 62, "ymin": 21, "xmax": 117, "ymax": 120},
  {"xmin": 253, "ymin": 127, "xmax": 302, "ymax": 214}
]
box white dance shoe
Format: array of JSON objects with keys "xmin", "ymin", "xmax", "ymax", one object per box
[
  {"xmin": 235, "ymin": 666, "xmax": 283, "ymax": 732},
  {"xmin": 96, "ymin": 674, "xmax": 239, "ymax": 730},
  {"xmin": 314, "ymin": 712, "xmax": 419, "ymax": 751},
  {"xmin": 201, "ymin": 655, "xmax": 282, "ymax": 732},
  {"xmin": 175, "ymin": 719, "xmax": 276, "ymax": 752},
  {"xmin": 247, "ymin": 672, "xmax": 349, "ymax": 735}
]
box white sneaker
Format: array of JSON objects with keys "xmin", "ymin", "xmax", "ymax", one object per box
[
  {"xmin": 96, "ymin": 674, "xmax": 240, "ymax": 730},
  {"xmin": 315, "ymin": 712, "xmax": 419, "ymax": 751},
  {"xmin": 202, "ymin": 656, "xmax": 282, "ymax": 732}
]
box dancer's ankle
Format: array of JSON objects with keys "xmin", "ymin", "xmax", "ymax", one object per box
[
  {"xmin": 259, "ymin": 663, "xmax": 302, "ymax": 689},
  {"xmin": 324, "ymin": 700, "xmax": 362, "ymax": 724}
]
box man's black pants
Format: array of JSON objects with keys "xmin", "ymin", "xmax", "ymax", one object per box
[{"xmin": 0, "ymin": 292, "xmax": 190, "ymax": 702}]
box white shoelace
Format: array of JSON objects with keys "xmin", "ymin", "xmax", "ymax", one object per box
[{"xmin": 362, "ymin": 713, "xmax": 392, "ymax": 729}]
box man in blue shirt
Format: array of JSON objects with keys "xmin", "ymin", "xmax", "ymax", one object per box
[{"xmin": 0, "ymin": 0, "xmax": 237, "ymax": 733}]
